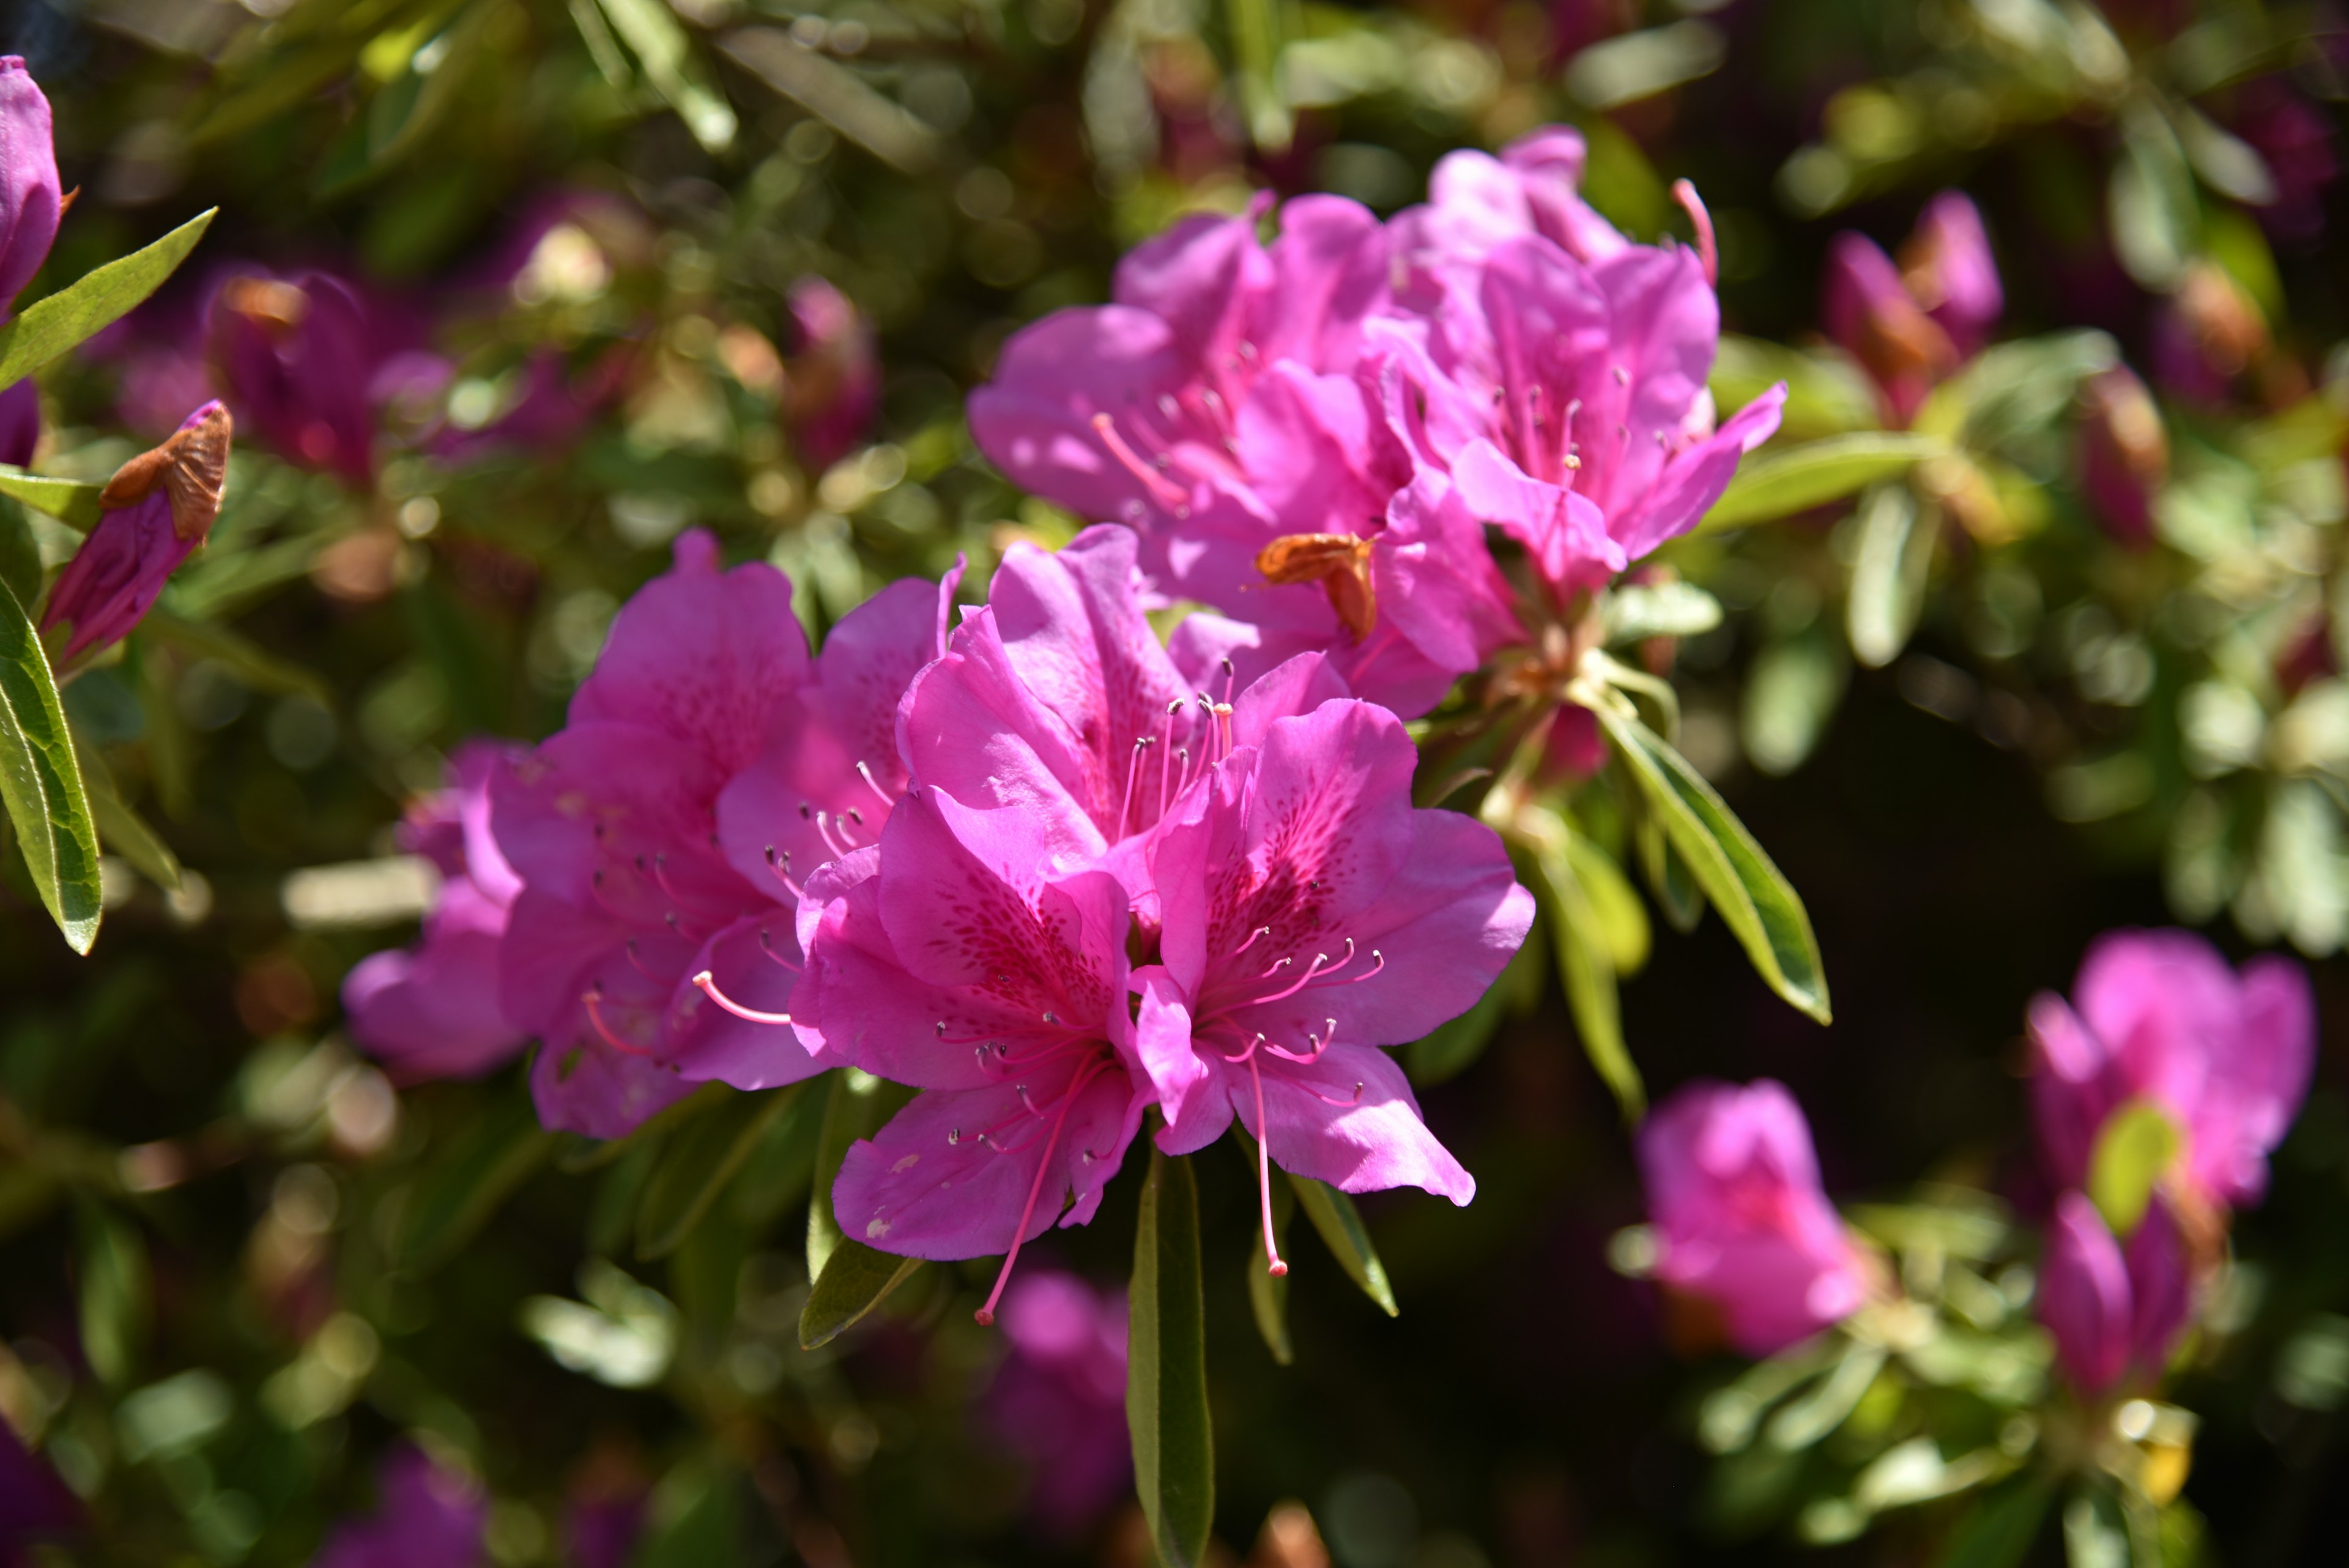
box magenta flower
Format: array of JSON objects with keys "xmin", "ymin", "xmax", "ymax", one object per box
[
  {"xmin": 784, "ymin": 277, "xmax": 879, "ymax": 472},
  {"xmin": 344, "ymin": 741, "xmax": 530, "ymax": 1083},
  {"xmin": 1822, "ymin": 233, "xmax": 1954, "ymax": 426},
  {"xmin": 0, "ymin": 378, "xmax": 35, "ymax": 468},
  {"xmin": 206, "ymin": 269, "xmax": 438, "ymax": 483},
  {"xmin": 1898, "ymin": 192, "xmax": 2002, "ymax": 361},
  {"xmin": 1636, "ymin": 1079, "xmax": 1872, "ymax": 1356},
  {"xmin": 979, "ymin": 1269, "xmax": 1132, "ymax": 1540},
  {"xmin": 2028, "ymin": 929, "xmax": 2315, "ymax": 1212},
  {"xmin": 0, "ymin": 56, "xmax": 59, "ymax": 313},
  {"xmin": 310, "ymin": 1445, "xmax": 487, "ymax": 1568},
  {"xmin": 2038, "ymin": 1190, "xmax": 2192, "ymax": 1397},
  {"xmin": 1388, "ymin": 125, "xmax": 1632, "ymax": 287},
  {"xmin": 2077, "ymin": 364, "xmax": 2167, "ymax": 548},
  {"xmin": 1135, "ymin": 699, "xmax": 1532, "ymax": 1263},
  {"xmin": 790, "ymin": 789, "xmax": 1151, "ymax": 1326},
  {"xmin": 491, "ymin": 530, "xmax": 952, "ymax": 1136},
  {"xmin": 38, "ymin": 401, "xmax": 231, "ymax": 667}
]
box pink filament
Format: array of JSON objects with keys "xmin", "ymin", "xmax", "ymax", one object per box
[
  {"xmin": 974, "ymin": 1061, "xmax": 1103, "ymax": 1326},
  {"xmin": 691, "ymin": 970, "xmax": 793, "ymax": 1026},
  {"xmin": 1251, "ymin": 1053, "xmax": 1287, "ymax": 1277},
  {"xmin": 581, "ymin": 987, "xmax": 659, "ymax": 1059},
  {"xmin": 1089, "ymin": 412, "xmax": 1190, "ymax": 511},
  {"xmin": 1672, "ymin": 179, "xmax": 1718, "ymax": 288}
]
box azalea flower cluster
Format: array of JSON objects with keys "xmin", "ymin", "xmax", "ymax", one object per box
[
  {"xmin": 969, "ymin": 125, "xmax": 1784, "ymax": 719},
  {"xmin": 350, "ymin": 523, "xmax": 1533, "ymax": 1317},
  {"xmin": 1632, "ymin": 928, "xmax": 2314, "ymax": 1400}
]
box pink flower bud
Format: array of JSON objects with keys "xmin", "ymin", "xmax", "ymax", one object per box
[
  {"xmin": 2039, "ymin": 1191, "xmax": 2192, "ymax": 1396},
  {"xmin": 1898, "ymin": 191, "xmax": 2002, "ymax": 361},
  {"xmin": 2077, "ymin": 365, "xmax": 2167, "ymax": 548},
  {"xmin": 0, "ymin": 56, "xmax": 60, "ymax": 312},
  {"xmin": 784, "ymin": 276, "xmax": 878, "ymax": 472}
]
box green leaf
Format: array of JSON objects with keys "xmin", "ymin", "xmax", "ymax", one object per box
[
  {"xmin": 595, "ymin": 0, "xmax": 737, "ymax": 152},
  {"xmin": 1288, "ymin": 1172, "xmax": 1398, "ymax": 1317},
  {"xmin": 1523, "ymin": 805, "xmax": 1641, "ymax": 1118},
  {"xmin": 636, "ymin": 1083, "xmax": 806, "ymax": 1261},
  {"xmin": 1710, "ymin": 335, "xmax": 1880, "ymax": 441},
  {"xmin": 139, "ymin": 611, "xmax": 332, "ymax": 704},
  {"xmin": 1699, "ymin": 433, "xmax": 1947, "ymax": 533},
  {"xmin": 1565, "ymin": 831, "xmax": 1651, "ymax": 975},
  {"xmin": 1914, "ymin": 332, "xmax": 2118, "ymax": 450},
  {"xmin": 1225, "ymin": 0, "xmax": 1293, "ymax": 149},
  {"xmin": 0, "ymin": 468, "xmax": 103, "ymax": 533},
  {"xmin": 399, "ymin": 1086, "xmax": 555, "ymax": 1271},
  {"xmin": 1238, "ymin": 1135, "xmax": 1295, "ymax": 1366},
  {"xmin": 0, "ymin": 500, "xmax": 37, "ymax": 617},
  {"xmin": 2108, "ymin": 102, "xmax": 2197, "ymax": 292},
  {"xmin": 0, "ymin": 579, "xmax": 101, "ymax": 953},
  {"xmin": 1765, "ymin": 1343, "xmax": 1886, "ymax": 1451},
  {"xmin": 799, "ymin": 1238, "xmax": 922, "ymax": 1348},
  {"xmin": 1130, "ymin": 1148, "xmax": 1214, "ymax": 1568},
  {"xmin": 1846, "ymin": 484, "xmax": 1939, "ymax": 670},
  {"xmin": 1633, "ymin": 811, "xmax": 1705, "ymax": 934},
  {"xmin": 80, "ymin": 749, "xmax": 180, "ymax": 891},
  {"xmin": 2087, "ymin": 1099, "xmax": 2182, "ymax": 1239},
  {"xmin": 1595, "ymin": 705, "xmax": 1831, "ymax": 1023},
  {"xmin": 807, "ymin": 1069, "xmax": 882, "ymax": 1282},
  {"xmin": 0, "ymin": 210, "xmax": 217, "ymax": 390},
  {"xmin": 75, "ymin": 1200, "xmax": 151, "ymax": 1386},
  {"xmin": 1605, "ymin": 579, "xmax": 1723, "ymax": 645},
  {"xmin": 2063, "ymin": 1488, "xmax": 2130, "ymax": 1568},
  {"xmin": 1741, "ymin": 626, "xmax": 1849, "ymax": 777}
]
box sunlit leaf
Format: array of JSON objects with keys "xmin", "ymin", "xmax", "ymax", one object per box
[
  {"xmin": 1846, "ymin": 484, "xmax": 1937, "ymax": 670},
  {"xmin": 596, "ymin": 0, "xmax": 737, "ymax": 153},
  {"xmin": 1523, "ymin": 804, "xmax": 1641, "ymax": 1118},
  {"xmin": 2087, "ymin": 1099, "xmax": 2181, "ymax": 1238},
  {"xmin": 0, "ymin": 210, "xmax": 217, "ymax": 390},
  {"xmin": 1130, "ymin": 1148, "xmax": 1214, "ymax": 1568},
  {"xmin": 0, "ymin": 468, "xmax": 103, "ymax": 533},
  {"xmin": 0, "ymin": 579, "xmax": 100, "ymax": 953},
  {"xmin": 799, "ymin": 1238, "xmax": 922, "ymax": 1349},
  {"xmin": 1700, "ymin": 433, "xmax": 1946, "ymax": 533},
  {"xmin": 806, "ymin": 1069, "xmax": 880, "ymax": 1282},
  {"xmin": 1289, "ymin": 1172, "xmax": 1399, "ymax": 1317}
]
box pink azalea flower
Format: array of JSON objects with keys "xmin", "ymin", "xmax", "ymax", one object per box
[
  {"xmin": 789, "ymin": 790, "xmax": 1152, "ymax": 1326},
  {"xmin": 0, "ymin": 56, "xmax": 60, "ymax": 314},
  {"xmin": 2028, "ymin": 928, "xmax": 2315, "ymax": 1212},
  {"xmin": 2077, "ymin": 363, "xmax": 2167, "ymax": 548},
  {"xmin": 1822, "ymin": 191, "xmax": 2000, "ymax": 425},
  {"xmin": 979, "ymin": 1269, "xmax": 1132, "ymax": 1540},
  {"xmin": 1899, "ymin": 192, "xmax": 2002, "ymax": 361},
  {"xmin": 1636, "ymin": 1079, "xmax": 1871, "ymax": 1356},
  {"xmin": 2038, "ymin": 1189, "xmax": 2192, "ymax": 1397},
  {"xmin": 490, "ymin": 529, "xmax": 954, "ymax": 1137},
  {"xmin": 784, "ymin": 277, "xmax": 880, "ymax": 472},
  {"xmin": 343, "ymin": 741, "xmax": 530, "ymax": 1083},
  {"xmin": 1134, "ymin": 699, "xmax": 1532, "ymax": 1262},
  {"xmin": 39, "ymin": 401, "xmax": 231, "ymax": 667},
  {"xmin": 310, "ymin": 1446, "xmax": 487, "ymax": 1568}
]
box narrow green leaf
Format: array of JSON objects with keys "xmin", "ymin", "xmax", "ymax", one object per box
[
  {"xmin": 0, "ymin": 468, "xmax": 103, "ymax": 533},
  {"xmin": 1596, "ymin": 706, "xmax": 1831, "ymax": 1023},
  {"xmin": 1699, "ymin": 433, "xmax": 1946, "ymax": 533},
  {"xmin": 807, "ymin": 1069, "xmax": 881, "ymax": 1282},
  {"xmin": 399, "ymin": 1087, "xmax": 555, "ymax": 1271},
  {"xmin": 596, "ymin": 0, "xmax": 737, "ymax": 152},
  {"xmin": 1523, "ymin": 806, "xmax": 1641, "ymax": 1118},
  {"xmin": 2087, "ymin": 1100, "xmax": 2182, "ymax": 1239},
  {"xmin": 84, "ymin": 763, "xmax": 181, "ymax": 892},
  {"xmin": 1710, "ymin": 335, "xmax": 1879, "ymax": 440},
  {"xmin": 139, "ymin": 611, "xmax": 332, "ymax": 704},
  {"xmin": 799, "ymin": 1238, "xmax": 922, "ymax": 1349},
  {"xmin": 1846, "ymin": 484, "xmax": 1937, "ymax": 670},
  {"xmin": 0, "ymin": 500, "xmax": 37, "ymax": 619},
  {"xmin": 1605, "ymin": 579, "xmax": 1723, "ymax": 645},
  {"xmin": 1633, "ymin": 811, "xmax": 1705, "ymax": 934},
  {"xmin": 1225, "ymin": 0, "xmax": 1293, "ymax": 149},
  {"xmin": 1740, "ymin": 627, "xmax": 1850, "ymax": 777},
  {"xmin": 75, "ymin": 1200, "xmax": 150, "ymax": 1386},
  {"xmin": 1564, "ymin": 831, "xmax": 1650, "ymax": 975},
  {"xmin": 1765, "ymin": 1343, "xmax": 1886, "ymax": 1451},
  {"xmin": 1130, "ymin": 1148, "xmax": 1214, "ymax": 1568},
  {"xmin": 636, "ymin": 1083, "xmax": 805, "ymax": 1261},
  {"xmin": 0, "ymin": 580, "xmax": 100, "ymax": 952},
  {"xmin": 1288, "ymin": 1172, "xmax": 1398, "ymax": 1317},
  {"xmin": 0, "ymin": 210, "xmax": 217, "ymax": 389},
  {"xmin": 1234, "ymin": 1132, "xmax": 1294, "ymax": 1365}
]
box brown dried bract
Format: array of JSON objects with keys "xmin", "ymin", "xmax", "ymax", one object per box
[
  {"xmin": 102, "ymin": 402, "xmax": 232, "ymax": 542},
  {"xmin": 218, "ymin": 275, "xmax": 310, "ymax": 338},
  {"xmin": 1256, "ymin": 531, "xmax": 1377, "ymax": 640}
]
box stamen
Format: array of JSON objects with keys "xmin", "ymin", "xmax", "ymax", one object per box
[
  {"xmin": 623, "ymin": 938, "xmax": 664, "ymax": 981},
  {"xmin": 691, "ymin": 970, "xmax": 793, "ymax": 1026},
  {"xmin": 763, "ymin": 845, "xmax": 806, "ymax": 901},
  {"xmin": 1118, "ymin": 737, "xmax": 1151, "ymax": 840},
  {"xmin": 1250, "ymin": 1054, "xmax": 1287, "ymax": 1277},
  {"xmin": 582, "ymin": 986, "xmax": 658, "ymax": 1058},
  {"xmin": 1089, "ymin": 412, "xmax": 1190, "ymax": 511},
  {"xmin": 1263, "ymin": 1019, "xmax": 1338, "ymax": 1065},
  {"xmin": 814, "ymin": 811, "xmax": 854, "ymax": 859},
  {"xmin": 855, "ymin": 760, "xmax": 895, "ymax": 809},
  {"xmin": 757, "ymin": 929, "xmax": 802, "ymax": 972},
  {"xmin": 1252, "ymin": 951, "xmax": 1333, "ymax": 1006},
  {"xmin": 1671, "ymin": 178, "xmax": 1718, "ymax": 287},
  {"xmin": 1230, "ymin": 925, "xmax": 1272, "ymax": 960},
  {"xmin": 1220, "ymin": 656, "xmax": 1236, "ymax": 707},
  {"xmin": 1346, "ymin": 949, "xmax": 1386, "ymax": 983},
  {"xmin": 1306, "ymin": 1080, "xmax": 1365, "ymax": 1108},
  {"xmin": 975, "ymin": 1061, "xmax": 1104, "ymax": 1326},
  {"xmin": 1157, "ymin": 700, "xmax": 1182, "ymax": 822}
]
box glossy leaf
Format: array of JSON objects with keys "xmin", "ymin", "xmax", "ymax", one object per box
[
  {"xmin": 1523, "ymin": 805, "xmax": 1641, "ymax": 1118},
  {"xmin": 799, "ymin": 1238, "xmax": 923, "ymax": 1348},
  {"xmin": 807, "ymin": 1069, "xmax": 881, "ymax": 1282},
  {"xmin": 2087, "ymin": 1099, "xmax": 2181, "ymax": 1238},
  {"xmin": 0, "ymin": 502, "xmax": 36, "ymax": 621},
  {"xmin": 1289, "ymin": 1172, "xmax": 1399, "ymax": 1317},
  {"xmin": 1916, "ymin": 332, "xmax": 2118, "ymax": 451},
  {"xmin": 595, "ymin": 0, "xmax": 737, "ymax": 153},
  {"xmin": 0, "ymin": 468, "xmax": 103, "ymax": 533},
  {"xmin": 1699, "ymin": 433, "xmax": 1946, "ymax": 533},
  {"xmin": 1937, "ymin": 1479, "xmax": 2053, "ymax": 1568},
  {"xmin": 636, "ymin": 1082, "xmax": 806, "ymax": 1260},
  {"xmin": 82, "ymin": 753, "xmax": 181, "ymax": 891},
  {"xmin": 1597, "ymin": 705, "xmax": 1831, "ymax": 1022},
  {"xmin": 399, "ymin": 1087, "xmax": 556, "ymax": 1272},
  {"xmin": 1846, "ymin": 483, "xmax": 1937, "ymax": 669},
  {"xmin": 75, "ymin": 1200, "xmax": 150, "ymax": 1386},
  {"xmin": 0, "ymin": 579, "xmax": 101, "ymax": 953},
  {"xmin": 1130, "ymin": 1148, "xmax": 1214, "ymax": 1568},
  {"xmin": 1605, "ymin": 579, "xmax": 1723, "ymax": 644},
  {"xmin": 0, "ymin": 210, "xmax": 217, "ymax": 390},
  {"xmin": 1710, "ymin": 335, "xmax": 1879, "ymax": 440}
]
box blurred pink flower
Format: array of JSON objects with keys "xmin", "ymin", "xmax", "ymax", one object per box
[
  {"xmin": 343, "ymin": 741, "xmax": 530, "ymax": 1083},
  {"xmin": 2235, "ymin": 80, "xmax": 2339, "ymax": 243},
  {"xmin": 785, "ymin": 277, "xmax": 879, "ymax": 472},
  {"xmin": 0, "ymin": 56, "xmax": 59, "ymax": 313},
  {"xmin": 2077, "ymin": 364, "xmax": 2167, "ymax": 548},
  {"xmin": 2028, "ymin": 928, "xmax": 2315, "ymax": 1212},
  {"xmin": 1636, "ymin": 1079, "xmax": 1871, "ymax": 1355},
  {"xmin": 310, "ymin": 1446, "xmax": 486, "ymax": 1568},
  {"xmin": 979, "ymin": 1269, "xmax": 1132, "ymax": 1539},
  {"xmin": 2038, "ymin": 1189, "xmax": 2192, "ymax": 1397},
  {"xmin": 1822, "ymin": 192, "xmax": 1999, "ymax": 425},
  {"xmin": 0, "ymin": 1421, "xmax": 79, "ymax": 1567},
  {"xmin": 1899, "ymin": 192, "xmax": 2002, "ymax": 360}
]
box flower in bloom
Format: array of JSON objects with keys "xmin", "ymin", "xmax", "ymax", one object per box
[
  {"xmin": 0, "ymin": 1422, "xmax": 79, "ymax": 1567},
  {"xmin": 38, "ymin": 401, "xmax": 231, "ymax": 666},
  {"xmin": 0, "ymin": 55, "xmax": 59, "ymax": 474},
  {"xmin": 1636, "ymin": 1079, "xmax": 1872, "ymax": 1355},
  {"xmin": 310, "ymin": 1445, "xmax": 487, "ymax": 1568},
  {"xmin": 784, "ymin": 277, "xmax": 879, "ymax": 472},
  {"xmin": 490, "ymin": 529, "xmax": 953, "ymax": 1136},
  {"xmin": 343, "ymin": 741, "xmax": 530, "ymax": 1082},
  {"xmin": 2028, "ymin": 928, "xmax": 2315, "ymax": 1213},
  {"xmin": 206, "ymin": 268, "xmax": 439, "ymax": 483},
  {"xmin": 2038, "ymin": 1189, "xmax": 2192, "ymax": 1396},
  {"xmin": 1822, "ymin": 192, "xmax": 1999, "ymax": 425},
  {"xmin": 978, "ymin": 1269, "xmax": 1132, "ymax": 1539},
  {"xmin": 2077, "ymin": 364, "xmax": 2167, "ymax": 548},
  {"xmin": 1136, "ymin": 699, "xmax": 1531, "ymax": 1259}
]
